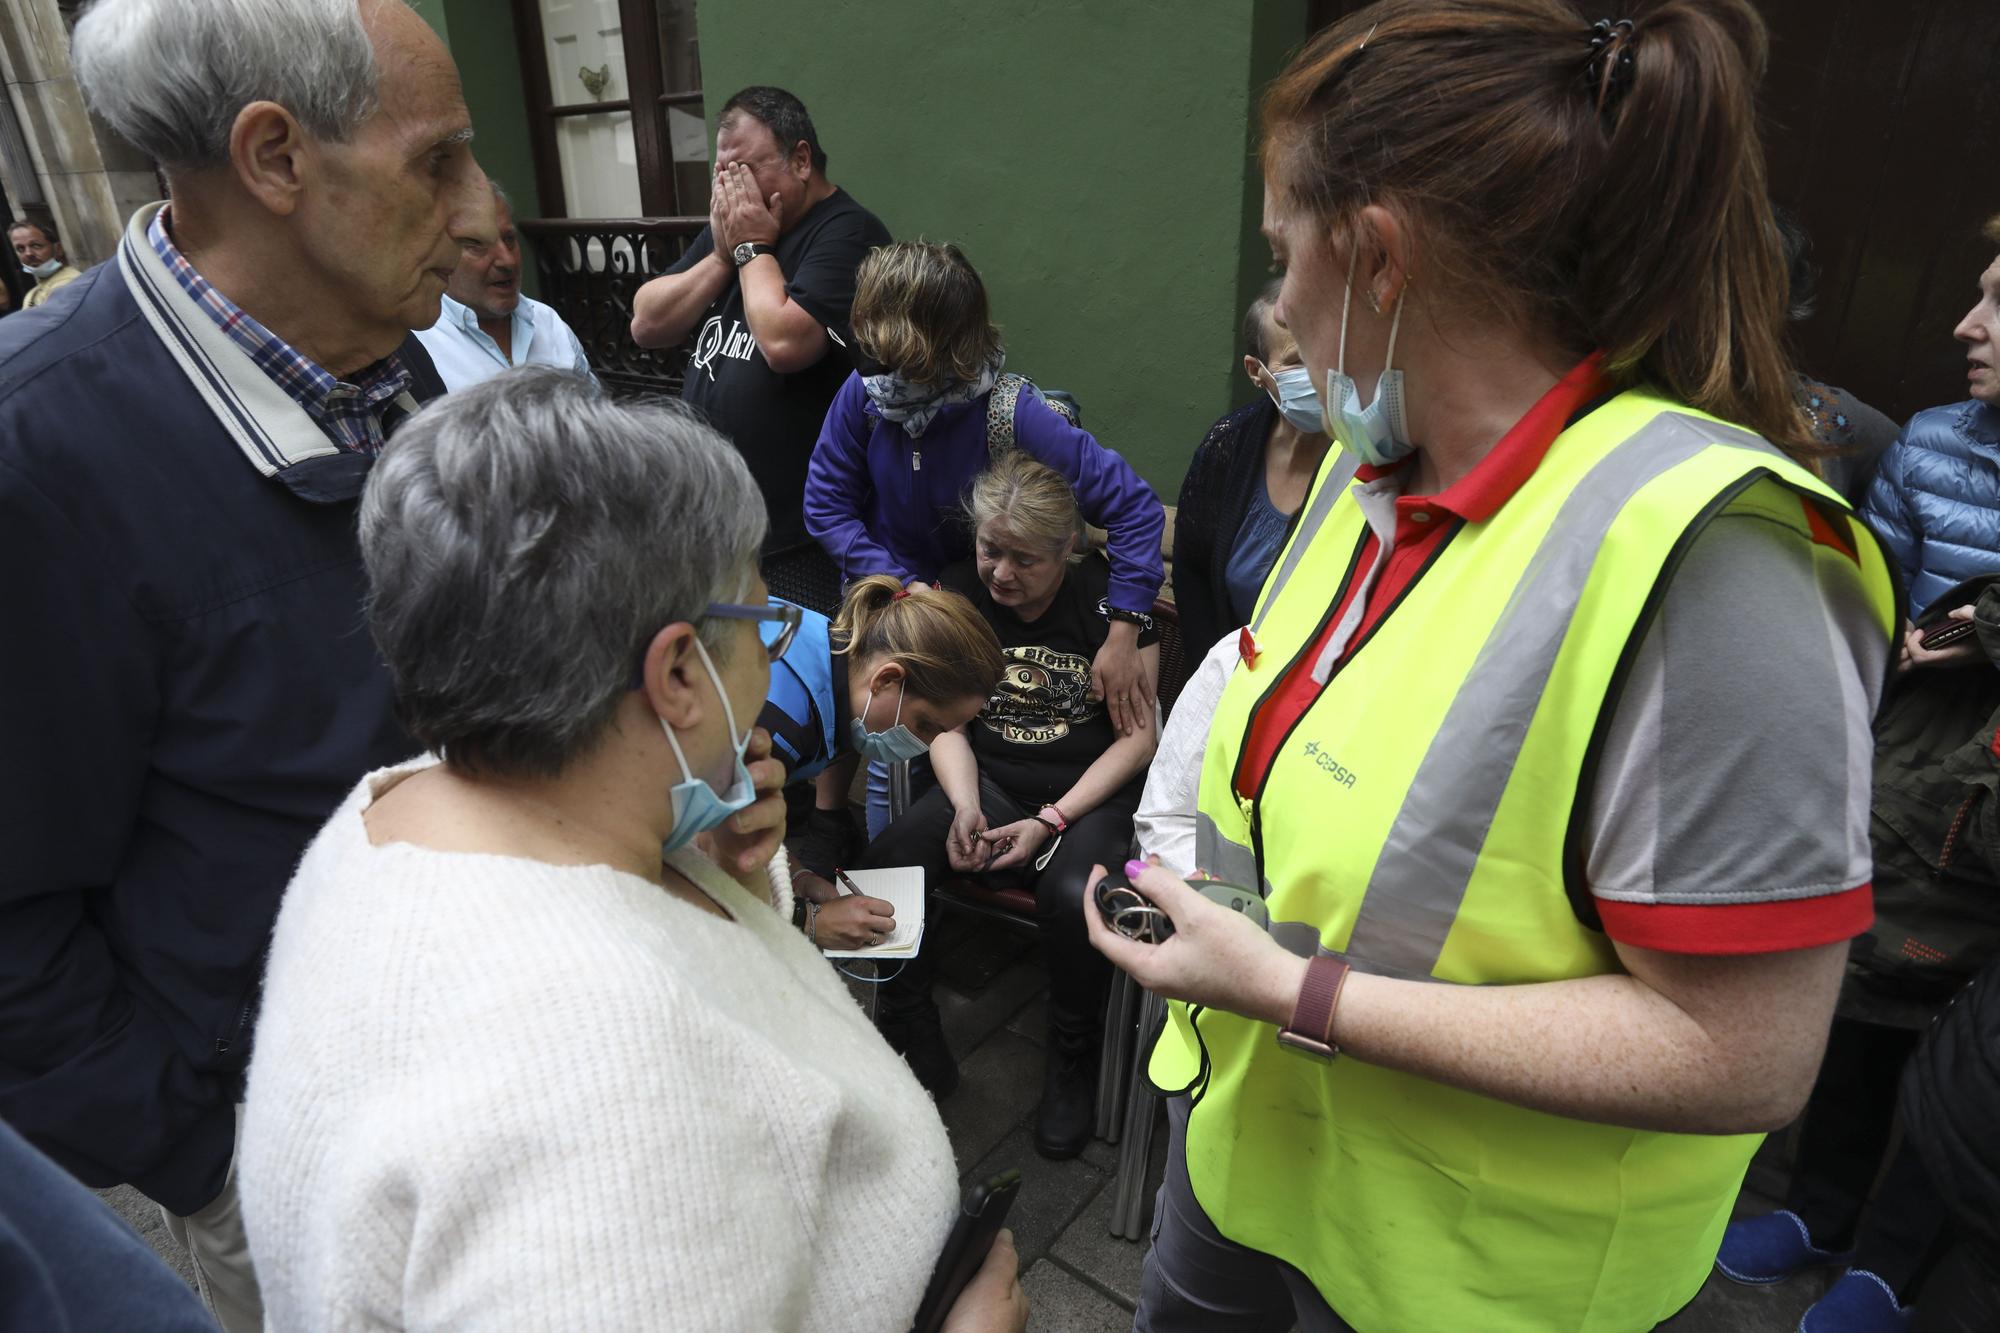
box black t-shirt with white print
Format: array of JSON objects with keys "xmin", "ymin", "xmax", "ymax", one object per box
[
  {"xmin": 941, "ymin": 552, "xmax": 1160, "ymax": 810},
  {"xmin": 669, "ymin": 189, "xmax": 891, "ymax": 550}
]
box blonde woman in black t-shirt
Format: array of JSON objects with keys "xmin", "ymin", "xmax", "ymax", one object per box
[{"xmin": 862, "ymin": 451, "xmax": 1159, "ymax": 1159}]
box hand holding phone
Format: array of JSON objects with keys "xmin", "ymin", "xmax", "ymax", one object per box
[
  {"xmin": 1919, "ymin": 618, "xmax": 1976, "ymax": 650},
  {"xmin": 912, "ymin": 1170, "xmax": 1022, "ymax": 1333}
]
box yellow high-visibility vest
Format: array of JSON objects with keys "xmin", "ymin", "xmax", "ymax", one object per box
[{"xmin": 1152, "ymin": 391, "xmax": 1899, "ymax": 1332}]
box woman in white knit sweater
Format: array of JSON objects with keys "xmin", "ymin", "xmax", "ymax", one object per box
[{"xmin": 239, "ymin": 368, "xmax": 1027, "ymax": 1333}]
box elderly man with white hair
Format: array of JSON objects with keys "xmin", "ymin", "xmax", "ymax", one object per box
[{"xmin": 0, "ymin": 2, "xmax": 491, "ymax": 1327}]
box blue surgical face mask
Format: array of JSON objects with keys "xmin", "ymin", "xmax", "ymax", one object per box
[
  {"xmin": 1263, "ymin": 363, "xmax": 1325, "ymax": 433},
  {"xmin": 847, "ymin": 678, "xmax": 930, "ymax": 764},
  {"xmin": 1322, "ymin": 249, "xmax": 1414, "ymax": 467},
  {"xmin": 23, "ymin": 257, "xmax": 61, "ymax": 280},
  {"xmin": 659, "ymin": 637, "xmax": 758, "ymax": 855}
]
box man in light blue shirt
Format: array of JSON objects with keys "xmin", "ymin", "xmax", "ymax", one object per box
[{"xmin": 416, "ymin": 182, "xmax": 597, "ymax": 392}]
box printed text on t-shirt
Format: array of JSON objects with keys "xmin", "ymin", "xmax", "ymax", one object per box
[{"xmin": 690, "ymin": 315, "xmax": 759, "ymax": 379}]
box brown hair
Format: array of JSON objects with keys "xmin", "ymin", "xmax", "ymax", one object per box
[
  {"xmin": 1263, "ymin": 0, "xmax": 1807, "ymax": 456},
  {"xmin": 965, "ymin": 449, "xmax": 1087, "ymax": 563},
  {"xmin": 851, "ymin": 241, "xmax": 1004, "ymax": 386},
  {"xmin": 830, "ymin": 574, "xmax": 1004, "ymax": 705}
]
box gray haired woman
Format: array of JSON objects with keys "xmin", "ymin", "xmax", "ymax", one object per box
[{"xmin": 237, "ymin": 368, "xmax": 1026, "ymax": 1333}]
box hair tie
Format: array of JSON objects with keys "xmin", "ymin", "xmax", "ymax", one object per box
[
  {"xmin": 1584, "ymin": 17, "xmax": 1637, "ymax": 115},
  {"xmin": 892, "ymin": 587, "xmax": 913, "ymax": 600}
]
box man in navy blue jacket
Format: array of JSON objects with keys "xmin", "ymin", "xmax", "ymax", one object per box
[{"xmin": 0, "ymin": 1, "xmax": 491, "ymax": 1326}]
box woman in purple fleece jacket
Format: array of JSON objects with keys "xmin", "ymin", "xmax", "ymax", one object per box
[{"xmin": 804, "ymin": 242, "xmax": 1165, "ymax": 739}]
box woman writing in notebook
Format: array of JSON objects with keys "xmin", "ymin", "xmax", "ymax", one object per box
[{"xmin": 756, "ymin": 575, "xmax": 1004, "ymax": 950}]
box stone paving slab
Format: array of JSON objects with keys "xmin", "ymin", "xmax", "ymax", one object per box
[
  {"xmin": 94, "ymin": 1184, "xmax": 197, "ymax": 1291},
  {"xmin": 1022, "ymin": 1258, "xmax": 1136, "ymax": 1333},
  {"xmin": 960, "ymin": 1123, "xmax": 1109, "ymax": 1271},
  {"xmin": 939, "ymin": 953, "xmax": 1046, "ymax": 1058},
  {"xmin": 1049, "ymin": 1168, "xmax": 1154, "ymax": 1310},
  {"xmin": 1664, "ymin": 1268, "xmax": 1836, "ymax": 1331},
  {"xmin": 938, "ymin": 1025, "xmax": 1048, "ymax": 1170}
]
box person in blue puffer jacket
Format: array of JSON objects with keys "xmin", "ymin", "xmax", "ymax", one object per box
[{"xmin": 1862, "ymin": 216, "xmax": 2000, "ymax": 631}]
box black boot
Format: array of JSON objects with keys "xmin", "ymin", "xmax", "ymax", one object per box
[
  {"xmin": 1034, "ymin": 1022, "xmax": 1098, "ymax": 1160},
  {"xmin": 881, "ymin": 999, "xmax": 959, "ymax": 1100}
]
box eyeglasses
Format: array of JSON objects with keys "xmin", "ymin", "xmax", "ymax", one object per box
[{"xmin": 704, "ymin": 598, "xmax": 803, "ymax": 662}]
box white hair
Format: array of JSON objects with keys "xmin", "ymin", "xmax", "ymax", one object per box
[{"xmin": 72, "ymin": 0, "xmax": 381, "ymax": 173}]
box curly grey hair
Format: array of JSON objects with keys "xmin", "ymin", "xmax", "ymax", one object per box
[
  {"xmin": 360, "ymin": 367, "xmax": 767, "ymax": 777},
  {"xmin": 73, "ymin": 0, "xmax": 382, "ymax": 173}
]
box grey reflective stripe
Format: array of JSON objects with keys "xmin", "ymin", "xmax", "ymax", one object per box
[
  {"xmin": 1340, "ymin": 412, "xmax": 1783, "ymax": 977},
  {"xmin": 1252, "ymin": 452, "xmax": 1360, "ymax": 634},
  {"xmin": 1195, "ymin": 810, "xmax": 1264, "ymax": 894}
]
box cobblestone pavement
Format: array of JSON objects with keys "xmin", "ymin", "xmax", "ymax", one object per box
[{"xmin": 97, "ymin": 910, "xmax": 1840, "ymax": 1331}]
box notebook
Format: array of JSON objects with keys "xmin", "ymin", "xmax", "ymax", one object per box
[{"xmin": 817, "ymin": 865, "xmax": 926, "ymax": 960}]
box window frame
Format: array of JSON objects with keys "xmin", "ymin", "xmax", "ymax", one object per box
[{"xmin": 510, "ymin": 0, "xmax": 705, "ymax": 219}]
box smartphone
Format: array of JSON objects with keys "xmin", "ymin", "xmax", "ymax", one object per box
[
  {"xmin": 910, "ymin": 1169, "xmax": 1022, "ymax": 1333},
  {"xmin": 1919, "ymin": 619, "xmax": 1977, "ymax": 650}
]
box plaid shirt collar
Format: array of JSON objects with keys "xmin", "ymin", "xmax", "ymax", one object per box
[{"xmin": 147, "ymin": 207, "xmax": 409, "ymax": 456}]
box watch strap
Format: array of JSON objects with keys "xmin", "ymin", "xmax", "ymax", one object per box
[
  {"xmin": 1277, "ymin": 954, "xmax": 1350, "ymax": 1060},
  {"xmin": 734, "ymin": 241, "xmax": 777, "ymax": 265}
]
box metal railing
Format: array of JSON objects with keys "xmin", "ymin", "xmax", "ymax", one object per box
[{"xmin": 517, "ymin": 216, "xmax": 704, "ymax": 401}]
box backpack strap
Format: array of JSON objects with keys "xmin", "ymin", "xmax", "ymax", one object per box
[{"xmin": 987, "ymin": 372, "xmax": 1028, "ymax": 454}]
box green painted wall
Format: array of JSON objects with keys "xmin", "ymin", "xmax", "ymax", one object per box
[
  {"xmin": 413, "ymin": 0, "xmax": 546, "ymax": 298},
  {"xmin": 421, "ymin": 1, "xmax": 1308, "ymax": 493},
  {"xmin": 694, "ymin": 0, "xmax": 1308, "ymax": 497}
]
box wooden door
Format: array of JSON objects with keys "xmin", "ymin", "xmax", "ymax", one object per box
[{"xmin": 1300, "ymin": 0, "xmax": 2000, "ymax": 427}]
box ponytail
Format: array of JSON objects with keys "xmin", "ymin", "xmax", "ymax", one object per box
[
  {"xmin": 831, "ymin": 574, "xmax": 1005, "ymax": 705},
  {"xmin": 1585, "ymin": 0, "xmax": 1802, "ymax": 451},
  {"xmin": 1262, "ymin": 0, "xmax": 1812, "ymax": 459}
]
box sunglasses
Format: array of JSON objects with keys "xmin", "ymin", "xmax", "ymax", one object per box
[{"xmin": 703, "ymin": 598, "xmax": 804, "ymax": 662}]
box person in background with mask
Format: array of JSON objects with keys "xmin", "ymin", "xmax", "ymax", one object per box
[
  {"xmin": 10, "ymin": 219, "xmax": 82, "ymax": 309},
  {"xmin": 414, "ymin": 179, "xmax": 596, "ymax": 392},
  {"xmin": 239, "ymin": 368, "xmax": 1027, "ymax": 1333},
  {"xmin": 757, "ymin": 574, "xmax": 1004, "ymax": 951},
  {"xmin": 1172, "ymin": 279, "xmax": 1337, "ymax": 657}
]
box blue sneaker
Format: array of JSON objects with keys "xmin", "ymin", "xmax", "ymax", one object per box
[
  {"xmin": 1715, "ymin": 1210, "xmax": 1852, "ymax": 1284},
  {"xmin": 1798, "ymin": 1269, "xmax": 1911, "ymax": 1332}
]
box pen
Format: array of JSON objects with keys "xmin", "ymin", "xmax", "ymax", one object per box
[{"xmin": 835, "ymin": 868, "xmax": 863, "ymax": 897}]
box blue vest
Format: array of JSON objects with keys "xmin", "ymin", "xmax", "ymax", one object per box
[{"xmin": 760, "ymin": 606, "xmax": 843, "ymax": 782}]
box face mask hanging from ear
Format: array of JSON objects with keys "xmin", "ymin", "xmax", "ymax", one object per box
[
  {"xmin": 659, "ymin": 638, "xmax": 759, "ymax": 855},
  {"xmin": 1322, "ymin": 248, "xmax": 1416, "ymax": 467},
  {"xmin": 847, "ymin": 678, "xmax": 930, "ymax": 764},
  {"xmin": 23, "ymin": 257, "xmax": 61, "ymax": 280}
]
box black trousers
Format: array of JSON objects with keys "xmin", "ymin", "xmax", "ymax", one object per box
[
  {"xmin": 863, "ymin": 773, "xmax": 1136, "ymax": 1036},
  {"xmin": 1913, "ymin": 1244, "xmax": 2000, "ymax": 1332},
  {"xmin": 1786, "ymin": 1016, "xmax": 1944, "ymax": 1296}
]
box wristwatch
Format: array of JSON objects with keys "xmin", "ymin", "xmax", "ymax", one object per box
[
  {"xmin": 732, "ymin": 241, "xmax": 777, "ymax": 266},
  {"xmin": 1275, "ymin": 954, "xmax": 1351, "ymax": 1061}
]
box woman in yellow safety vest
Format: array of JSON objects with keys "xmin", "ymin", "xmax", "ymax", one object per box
[{"xmin": 1084, "ymin": 3, "xmax": 1901, "ymax": 1331}]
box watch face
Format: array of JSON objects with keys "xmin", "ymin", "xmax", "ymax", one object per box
[{"xmin": 732, "ymin": 242, "xmax": 755, "ymax": 265}]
